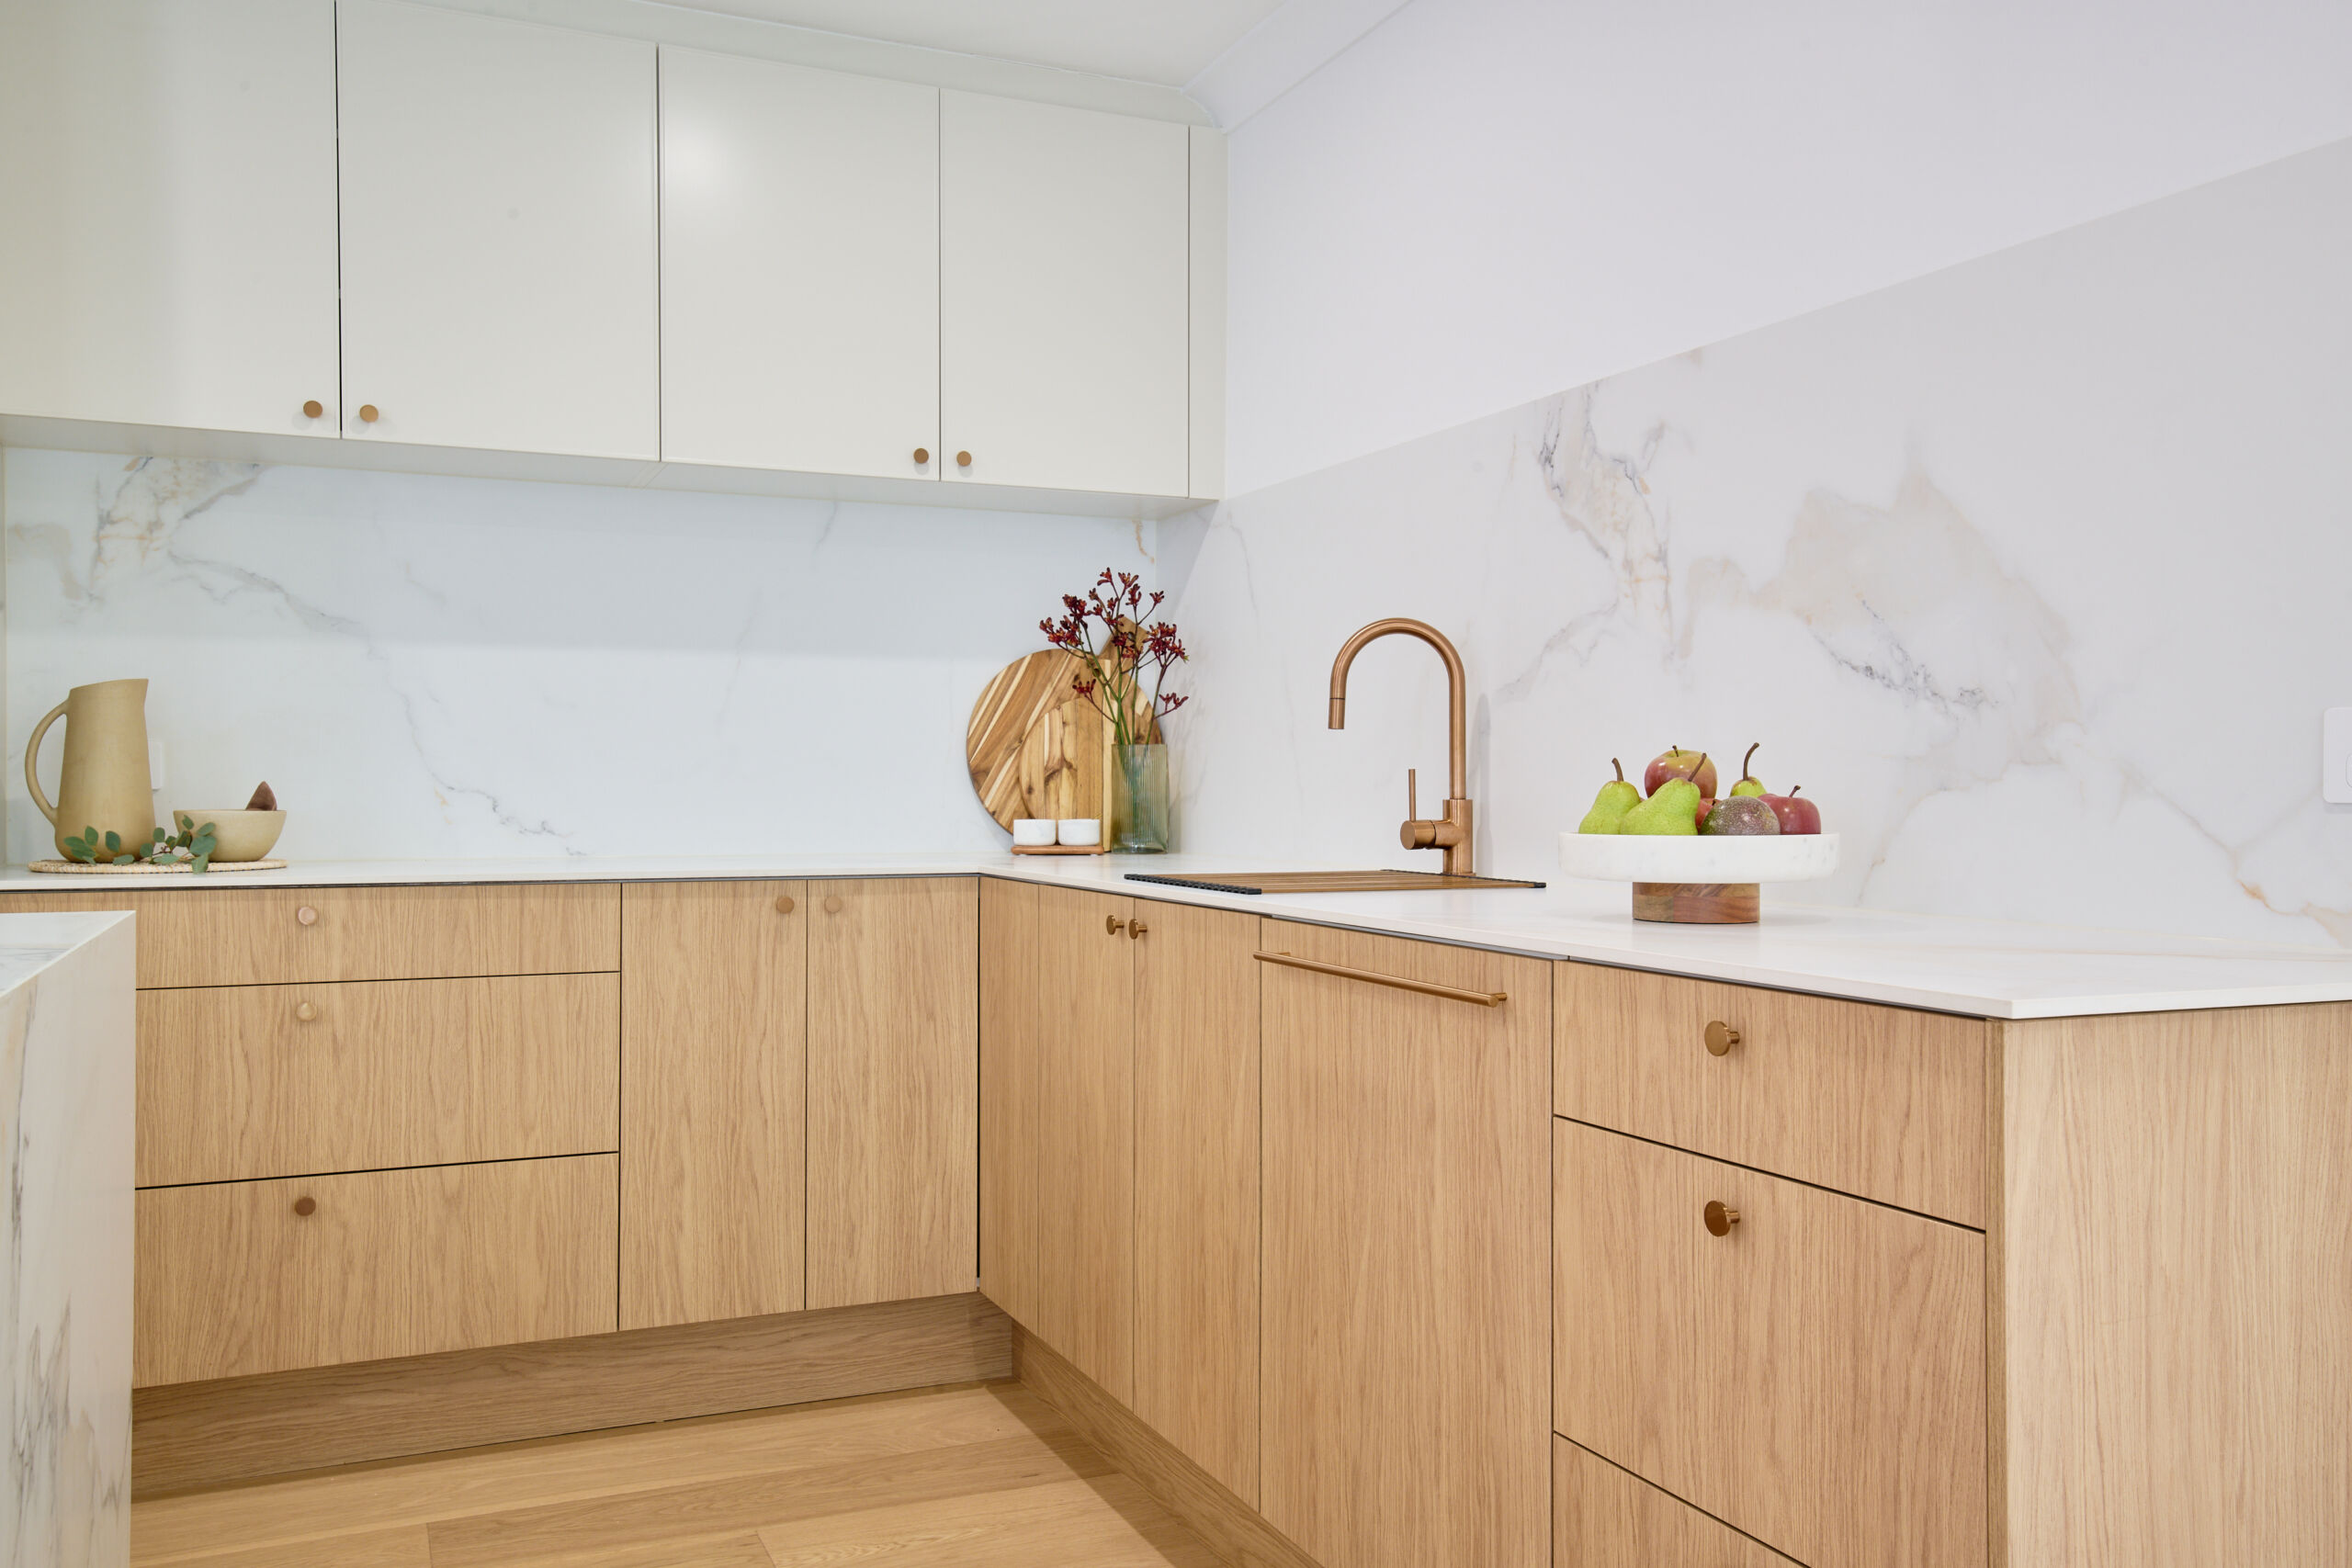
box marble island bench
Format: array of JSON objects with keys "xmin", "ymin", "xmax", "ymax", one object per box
[{"xmin": 0, "ymin": 854, "xmax": 2342, "ymax": 1566}]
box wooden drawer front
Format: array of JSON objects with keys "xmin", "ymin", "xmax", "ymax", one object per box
[
  {"xmin": 135, "ymin": 1154, "xmax": 617, "ymax": 1386},
  {"xmin": 137, "ymin": 974, "xmax": 620, "ymax": 1186},
  {"xmin": 1556, "ymin": 962, "xmax": 1987, "ymax": 1225},
  {"xmin": 0, "ymin": 883, "xmax": 619, "ymax": 987},
  {"xmin": 1555, "ymin": 1119, "xmax": 1984, "ymax": 1568},
  {"xmin": 1556, "ymin": 1438, "xmax": 1798, "ymax": 1567}
]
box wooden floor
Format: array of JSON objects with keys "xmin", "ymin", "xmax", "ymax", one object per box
[{"xmin": 131, "ymin": 1382, "xmax": 1225, "ymax": 1568}]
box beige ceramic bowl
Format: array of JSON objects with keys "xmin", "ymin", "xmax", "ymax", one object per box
[{"xmin": 171, "ymin": 808, "xmax": 286, "ymax": 863}]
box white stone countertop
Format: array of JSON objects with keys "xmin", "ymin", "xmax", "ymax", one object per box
[
  {"xmin": 0, "ymin": 911, "xmax": 139, "ymax": 997},
  {"xmin": 4, "ymin": 852, "xmax": 2349, "ymax": 1021}
]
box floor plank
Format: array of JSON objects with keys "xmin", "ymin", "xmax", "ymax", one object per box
[{"xmin": 132, "ymin": 1384, "xmax": 1217, "ymax": 1568}]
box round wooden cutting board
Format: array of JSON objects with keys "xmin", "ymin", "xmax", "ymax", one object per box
[{"xmin": 967, "ymin": 649, "xmax": 1110, "ymax": 830}]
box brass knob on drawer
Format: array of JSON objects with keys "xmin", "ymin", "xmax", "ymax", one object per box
[
  {"xmin": 296, "ymin": 905, "xmax": 319, "ymax": 927},
  {"xmin": 912, "ymin": 447, "xmax": 930, "ymax": 465},
  {"xmin": 774, "ymin": 895, "xmax": 795, "ymax": 914},
  {"xmin": 1703, "ymin": 1200, "xmax": 1740, "ymax": 1236},
  {"xmin": 1105, "ymin": 915, "xmax": 1125, "ymax": 936},
  {"xmin": 823, "ymin": 894, "xmax": 844, "ymax": 914},
  {"xmin": 294, "ymin": 1000, "xmax": 318, "ymax": 1022},
  {"xmin": 956, "ymin": 450, "xmax": 972, "ymax": 468},
  {"xmin": 301, "ymin": 399, "xmax": 323, "ymax": 419},
  {"xmin": 357, "ymin": 404, "xmax": 379, "ymax": 423},
  {"xmin": 293, "ymin": 1196, "xmax": 317, "ymax": 1217},
  {"xmin": 1703, "ymin": 1021, "xmax": 1740, "ymax": 1056},
  {"xmin": 1128, "ymin": 919, "xmax": 1148, "ymax": 940}
]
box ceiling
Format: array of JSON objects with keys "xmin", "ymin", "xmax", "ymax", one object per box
[{"xmin": 650, "ymin": 0, "xmax": 1293, "ymax": 87}]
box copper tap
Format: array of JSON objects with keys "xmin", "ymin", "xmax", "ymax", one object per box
[{"xmin": 1328, "ymin": 617, "xmax": 1474, "ymax": 875}]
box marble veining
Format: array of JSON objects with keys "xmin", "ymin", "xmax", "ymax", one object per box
[
  {"xmin": 1164, "ymin": 136, "xmax": 2352, "ymax": 947},
  {"xmin": 1, "ymin": 912, "xmax": 133, "ymax": 1568}
]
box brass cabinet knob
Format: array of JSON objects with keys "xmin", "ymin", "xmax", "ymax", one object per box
[
  {"xmin": 956, "ymin": 450, "xmax": 972, "ymax": 468},
  {"xmin": 774, "ymin": 895, "xmax": 795, "ymax": 914},
  {"xmin": 912, "ymin": 447, "xmax": 930, "ymax": 465},
  {"xmin": 358, "ymin": 404, "xmax": 379, "ymax": 423},
  {"xmin": 293, "ymin": 1196, "xmax": 317, "ymax": 1217},
  {"xmin": 301, "ymin": 399, "xmax": 323, "ymax": 419},
  {"xmin": 294, "ymin": 1000, "xmax": 318, "ymax": 1022},
  {"xmin": 1704, "ymin": 1021, "xmax": 1741, "ymax": 1056},
  {"xmin": 1128, "ymin": 919, "xmax": 1148, "ymax": 940},
  {"xmin": 823, "ymin": 894, "xmax": 844, "ymax": 914},
  {"xmin": 1105, "ymin": 915, "xmax": 1125, "ymax": 936},
  {"xmin": 296, "ymin": 905, "xmax": 319, "ymax": 927},
  {"xmin": 1703, "ymin": 1200, "xmax": 1741, "ymax": 1236}
]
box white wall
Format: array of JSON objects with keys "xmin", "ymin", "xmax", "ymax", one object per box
[
  {"xmin": 1222, "ymin": 0, "xmax": 2352, "ymax": 492},
  {"xmin": 3, "ymin": 456, "xmax": 1155, "ymax": 860},
  {"xmin": 1171, "ymin": 137, "xmax": 2352, "ymax": 946}
]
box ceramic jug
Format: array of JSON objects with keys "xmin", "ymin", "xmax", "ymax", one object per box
[{"xmin": 25, "ymin": 678, "xmax": 155, "ymax": 860}]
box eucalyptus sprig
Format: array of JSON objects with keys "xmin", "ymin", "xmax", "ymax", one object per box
[{"xmin": 61, "ymin": 814, "xmax": 218, "ymax": 872}]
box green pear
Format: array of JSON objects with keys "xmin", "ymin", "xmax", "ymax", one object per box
[
  {"xmin": 1620, "ymin": 773, "xmax": 1703, "ymax": 836},
  {"xmin": 1577, "ymin": 758, "xmax": 1641, "ymax": 834},
  {"xmin": 1728, "ymin": 741, "xmax": 1767, "ymax": 797}
]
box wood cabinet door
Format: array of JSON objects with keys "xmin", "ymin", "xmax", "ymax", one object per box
[
  {"xmin": 978, "ymin": 879, "xmax": 1136, "ymax": 1400},
  {"xmin": 1555, "ymin": 1118, "xmax": 1985, "ymax": 1568},
  {"xmin": 940, "ymin": 91, "xmax": 1189, "ymax": 496},
  {"xmin": 1260, "ymin": 919, "xmax": 1551, "ymax": 1568},
  {"xmin": 807, "ymin": 876, "xmax": 978, "ymax": 1309},
  {"xmin": 0, "ymin": 0, "xmax": 341, "ymax": 435},
  {"xmin": 621, "ymin": 880, "xmax": 806, "ymax": 1329},
  {"xmin": 1132, "ymin": 899, "xmax": 1261, "ymax": 1504},
  {"xmin": 336, "ymin": 0, "xmax": 657, "ymax": 458},
  {"xmin": 660, "ymin": 50, "xmax": 939, "ymax": 480}
]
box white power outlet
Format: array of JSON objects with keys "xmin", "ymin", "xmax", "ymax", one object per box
[{"xmin": 2327, "ymin": 709, "xmax": 2352, "ymax": 805}]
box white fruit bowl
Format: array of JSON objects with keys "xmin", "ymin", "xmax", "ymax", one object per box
[
  {"xmin": 1557, "ymin": 831, "xmax": 1840, "ymax": 924},
  {"xmin": 1556, "ymin": 831, "xmax": 1840, "ymax": 884}
]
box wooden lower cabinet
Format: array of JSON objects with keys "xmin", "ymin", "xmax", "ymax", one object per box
[
  {"xmin": 1555, "ymin": 1117, "xmax": 1984, "ymax": 1568},
  {"xmin": 978, "ymin": 877, "xmax": 1136, "ymax": 1399},
  {"xmin": 1556, "ymin": 1438, "xmax": 1796, "ymax": 1567},
  {"xmin": 620, "ymin": 879, "xmax": 807, "ymax": 1329},
  {"xmin": 134, "ymin": 1154, "xmax": 617, "ymax": 1386},
  {"xmin": 806, "ymin": 876, "xmax": 979, "ymax": 1308},
  {"xmin": 136, "ymin": 972, "xmax": 618, "ymax": 1186},
  {"xmin": 1132, "ymin": 899, "xmax": 1261, "ymax": 1505},
  {"xmin": 1260, "ymin": 919, "xmax": 1551, "ymax": 1568}
]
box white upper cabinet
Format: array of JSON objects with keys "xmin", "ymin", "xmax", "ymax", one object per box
[
  {"xmin": 661, "ymin": 51, "xmax": 939, "ymax": 481},
  {"xmin": 941, "ymin": 93, "xmax": 1191, "ymax": 498},
  {"xmin": 336, "ymin": 0, "xmax": 659, "ymax": 459},
  {"xmin": 0, "ymin": 0, "xmax": 341, "ymax": 436}
]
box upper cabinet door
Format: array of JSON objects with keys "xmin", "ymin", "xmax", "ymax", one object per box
[
  {"xmin": 336, "ymin": 1, "xmax": 658, "ymax": 459},
  {"xmin": 661, "ymin": 51, "xmax": 939, "ymax": 481},
  {"xmin": 941, "ymin": 93, "xmax": 1189, "ymax": 497},
  {"xmin": 0, "ymin": 0, "xmax": 340, "ymax": 435}
]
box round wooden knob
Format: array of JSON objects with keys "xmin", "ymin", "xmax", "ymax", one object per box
[
  {"xmin": 1104, "ymin": 915, "xmax": 1125, "ymax": 936},
  {"xmin": 302, "ymin": 399, "xmax": 323, "ymax": 419},
  {"xmin": 1703, "ymin": 1200, "xmax": 1741, "ymax": 1237},
  {"xmin": 774, "ymin": 895, "xmax": 795, "ymax": 914},
  {"xmin": 956, "ymin": 450, "xmax": 972, "ymax": 468},
  {"xmin": 295, "ymin": 1000, "xmax": 318, "ymax": 1022},
  {"xmin": 358, "ymin": 404, "xmax": 379, "ymax": 423},
  {"xmin": 912, "ymin": 447, "xmax": 930, "ymax": 465},
  {"xmin": 823, "ymin": 894, "xmax": 844, "ymax": 914},
  {"xmin": 296, "ymin": 905, "xmax": 319, "ymax": 927},
  {"xmin": 1704, "ymin": 1021, "xmax": 1740, "ymax": 1056},
  {"xmin": 293, "ymin": 1196, "xmax": 317, "ymax": 1217}
]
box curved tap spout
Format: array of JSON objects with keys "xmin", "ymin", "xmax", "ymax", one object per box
[{"xmin": 1328, "ymin": 617, "xmax": 1475, "ymax": 874}]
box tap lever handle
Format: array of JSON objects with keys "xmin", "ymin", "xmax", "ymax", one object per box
[{"xmin": 1408, "ymin": 767, "xmax": 1418, "ymax": 820}]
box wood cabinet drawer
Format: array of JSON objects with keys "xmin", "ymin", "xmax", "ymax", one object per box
[
  {"xmin": 0, "ymin": 882, "xmax": 619, "ymax": 987},
  {"xmin": 134, "ymin": 1154, "xmax": 617, "ymax": 1386},
  {"xmin": 1556, "ymin": 1438, "xmax": 1797, "ymax": 1567},
  {"xmin": 1555, "ymin": 1119, "xmax": 1984, "ymax": 1568},
  {"xmin": 137, "ymin": 974, "xmax": 620, "ymax": 1186},
  {"xmin": 1556, "ymin": 962, "xmax": 1987, "ymax": 1224}
]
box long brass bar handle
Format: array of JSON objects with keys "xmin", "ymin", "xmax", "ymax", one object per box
[{"xmin": 1252, "ymin": 950, "xmax": 1506, "ymax": 1008}]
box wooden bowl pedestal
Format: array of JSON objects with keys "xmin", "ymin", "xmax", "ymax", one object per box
[{"xmin": 1632, "ymin": 881, "xmax": 1759, "ymax": 924}]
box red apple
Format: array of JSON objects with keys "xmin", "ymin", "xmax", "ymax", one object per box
[
  {"xmin": 1762, "ymin": 784, "xmax": 1821, "ymax": 835},
  {"xmin": 1694, "ymin": 796, "xmax": 1715, "ymax": 829},
  {"xmin": 1645, "ymin": 747, "xmax": 1717, "ymax": 800}
]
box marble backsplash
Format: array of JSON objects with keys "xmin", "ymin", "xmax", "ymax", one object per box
[
  {"xmin": 0, "ymin": 457, "xmax": 1156, "ymax": 862},
  {"xmin": 1163, "ymin": 136, "xmax": 2352, "ymax": 946}
]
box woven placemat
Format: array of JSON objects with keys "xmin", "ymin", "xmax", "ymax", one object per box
[{"xmin": 28, "ymin": 858, "xmax": 288, "ymax": 875}]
